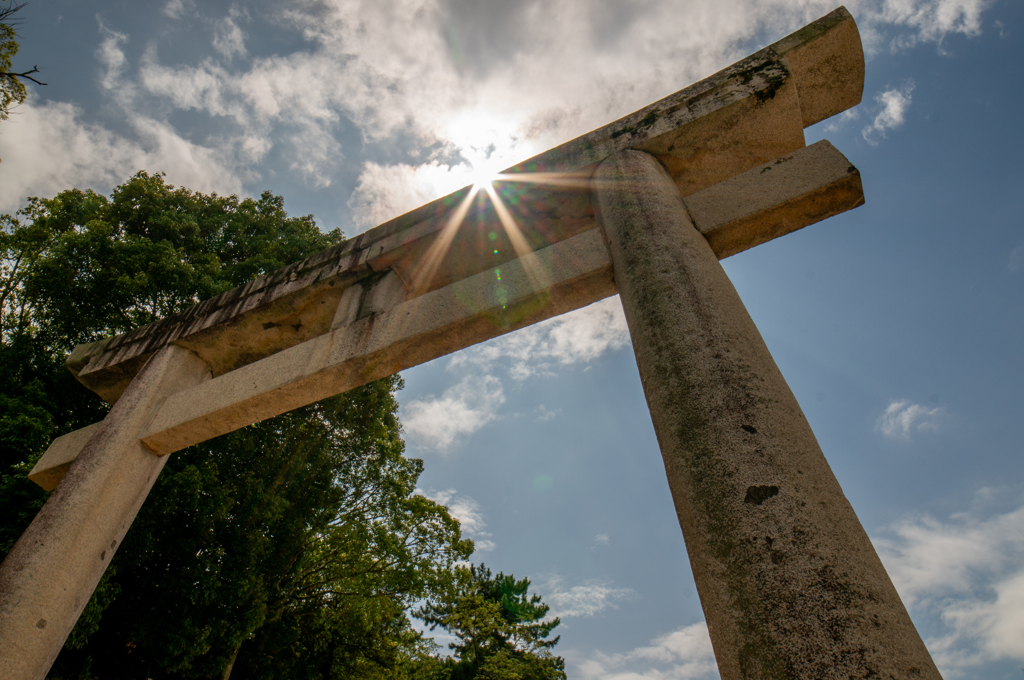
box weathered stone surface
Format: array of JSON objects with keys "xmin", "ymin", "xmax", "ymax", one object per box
[
  {"xmin": 0, "ymin": 346, "xmax": 211, "ymax": 680},
  {"xmin": 686, "ymin": 139, "xmax": 864, "ymax": 258},
  {"xmin": 594, "ymin": 149, "xmax": 939, "ymax": 680},
  {"xmin": 27, "ymin": 423, "xmax": 103, "ymax": 491},
  {"xmin": 32, "ymin": 140, "xmax": 864, "ymax": 484},
  {"xmin": 66, "ymin": 7, "xmax": 863, "ymax": 405},
  {"xmin": 139, "ymin": 229, "xmax": 616, "ymax": 455}
]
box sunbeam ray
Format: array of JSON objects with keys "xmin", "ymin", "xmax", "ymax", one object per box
[
  {"xmin": 410, "ymin": 185, "xmax": 482, "ymax": 296},
  {"xmin": 484, "ymin": 183, "xmax": 552, "ymax": 294}
]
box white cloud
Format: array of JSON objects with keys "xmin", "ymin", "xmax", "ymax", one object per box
[
  {"xmin": 862, "ymin": 82, "xmax": 915, "ymax": 144},
  {"xmin": 451, "ymin": 296, "xmax": 630, "ymax": 380},
  {"xmin": 139, "ymin": 57, "xmax": 242, "ymax": 121},
  {"xmin": 534, "ymin": 404, "xmax": 559, "ymax": 422},
  {"xmin": 870, "ymin": 0, "xmax": 989, "ymax": 45},
  {"xmin": 592, "ymin": 533, "xmax": 611, "ymax": 549},
  {"xmin": 0, "ymin": 100, "xmax": 243, "ymax": 212},
  {"xmin": 96, "ymin": 23, "xmax": 130, "ymax": 94},
  {"xmin": 212, "ymin": 17, "xmax": 247, "ymax": 60},
  {"xmin": 571, "ymin": 622, "xmax": 719, "ymax": 680},
  {"xmin": 875, "ymin": 398, "xmax": 943, "ymax": 439},
  {"xmin": 545, "ymin": 576, "xmax": 634, "ymax": 619},
  {"xmin": 419, "ymin": 488, "xmax": 495, "ymax": 552},
  {"xmin": 873, "ymin": 490, "xmax": 1024, "ymax": 677},
  {"xmin": 347, "ymin": 160, "xmax": 477, "ymax": 231},
  {"xmin": 162, "ymin": 0, "xmax": 191, "ymax": 20},
  {"xmin": 402, "ymin": 374, "xmax": 505, "ymax": 452},
  {"xmin": 0, "ymin": 20, "xmax": 248, "ymax": 211}
]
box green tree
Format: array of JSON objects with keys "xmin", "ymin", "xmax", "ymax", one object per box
[
  {"xmin": 0, "ymin": 173, "xmax": 473, "ymax": 679},
  {"xmin": 417, "ymin": 565, "xmax": 566, "ymax": 680},
  {"xmin": 1, "ymin": 172, "xmax": 343, "ymax": 560},
  {"xmin": 0, "ymin": 1, "xmax": 45, "ymax": 124}
]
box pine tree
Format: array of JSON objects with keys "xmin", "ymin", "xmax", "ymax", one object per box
[{"xmin": 417, "ymin": 564, "xmax": 566, "ymax": 680}]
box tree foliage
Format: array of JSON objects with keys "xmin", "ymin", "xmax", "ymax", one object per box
[
  {"xmin": 0, "ymin": 172, "xmax": 348, "ymax": 560},
  {"xmin": 418, "ymin": 565, "xmax": 566, "ymax": 680}
]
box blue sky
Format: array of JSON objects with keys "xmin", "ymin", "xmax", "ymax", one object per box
[{"xmin": 2, "ymin": 0, "xmax": 1022, "ymax": 678}]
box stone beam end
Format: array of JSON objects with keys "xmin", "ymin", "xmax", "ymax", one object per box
[
  {"xmin": 28, "ymin": 422, "xmax": 104, "ymax": 491},
  {"xmin": 686, "ymin": 139, "xmax": 864, "ymax": 259},
  {"xmin": 774, "ymin": 6, "xmax": 865, "ymax": 127}
]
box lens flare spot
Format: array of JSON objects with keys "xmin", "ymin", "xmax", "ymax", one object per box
[{"xmin": 532, "ymin": 475, "xmax": 554, "ymax": 492}]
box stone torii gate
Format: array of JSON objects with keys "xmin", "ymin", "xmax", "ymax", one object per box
[{"xmin": 0, "ymin": 8, "xmax": 943, "ymax": 679}]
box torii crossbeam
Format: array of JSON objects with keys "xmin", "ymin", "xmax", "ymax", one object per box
[{"xmin": 0, "ymin": 8, "xmax": 943, "ymax": 679}]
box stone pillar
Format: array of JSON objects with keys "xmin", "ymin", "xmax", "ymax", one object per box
[
  {"xmin": 593, "ymin": 150, "xmax": 941, "ymax": 680},
  {"xmin": 0, "ymin": 345, "xmax": 211, "ymax": 680}
]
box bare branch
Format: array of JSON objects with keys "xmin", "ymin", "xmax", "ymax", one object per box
[{"xmin": 0, "ymin": 66, "xmax": 46, "ymax": 87}]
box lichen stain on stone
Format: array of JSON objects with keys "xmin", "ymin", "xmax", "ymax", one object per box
[
  {"xmin": 611, "ymin": 109, "xmax": 662, "ymax": 140},
  {"xmin": 734, "ymin": 58, "xmax": 789, "ymax": 105},
  {"xmin": 610, "ymin": 125, "xmax": 635, "ymax": 140},
  {"xmin": 744, "ymin": 485, "xmax": 780, "ymax": 505}
]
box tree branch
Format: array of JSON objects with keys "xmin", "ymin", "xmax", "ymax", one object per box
[{"xmin": 0, "ymin": 66, "xmax": 47, "ymax": 87}]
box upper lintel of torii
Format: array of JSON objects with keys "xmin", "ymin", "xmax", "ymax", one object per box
[{"xmin": 64, "ymin": 6, "xmax": 864, "ymax": 413}]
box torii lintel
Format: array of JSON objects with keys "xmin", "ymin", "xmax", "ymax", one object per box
[{"xmin": 35, "ymin": 7, "xmax": 865, "ymax": 485}]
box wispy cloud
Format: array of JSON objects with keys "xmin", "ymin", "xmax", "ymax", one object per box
[
  {"xmin": 868, "ymin": 0, "xmax": 989, "ymax": 47},
  {"xmin": 402, "ymin": 374, "xmax": 505, "ymax": 452},
  {"xmin": 874, "ymin": 489, "xmax": 1024, "ymax": 677},
  {"xmin": 0, "ymin": 19, "xmax": 249, "ymax": 212},
  {"xmin": 419, "ymin": 488, "xmax": 495, "ymax": 552},
  {"xmin": 875, "ymin": 398, "xmax": 944, "ymax": 439},
  {"xmin": 450, "ymin": 297, "xmax": 630, "ymax": 380},
  {"xmin": 0, "ymin": 100, "xmax": 243, "ymax": 212},
  {"xmin": 862, "ymin": 81, "xmax": 915, "ymax": 144},
  {"xmin": 212, "ymin": 16, "xmax": 247, "ymax": 60},
  {"xmin": 534, "ymin": 404, "xmax": 559, "ymax": 422},
  {"xmin": 1009, "ymin": 243, "xmax": 1023, "ymax": 272},
  {"xmin": 544, "ymin": 576, "xmax": 634, "ymax": 619},
  {"xmin": 570, "ymin": 621, "xmax": 719, "ymax": 680},
  {"xmin": 162, "ymin": 0, "xmax": 192, "ymax": 20},
  {"xmin": 96, "ymin": 21, "xmax": 130, "ymax": 93}
]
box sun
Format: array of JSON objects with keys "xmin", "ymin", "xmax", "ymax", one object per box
[
  {"xmin": 472, "ymin": 169, "xmax": 502, "ymax": 193},
  {"xmin": 444, "ymin": 110, "xmax": 516, "ymax": 191}
]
